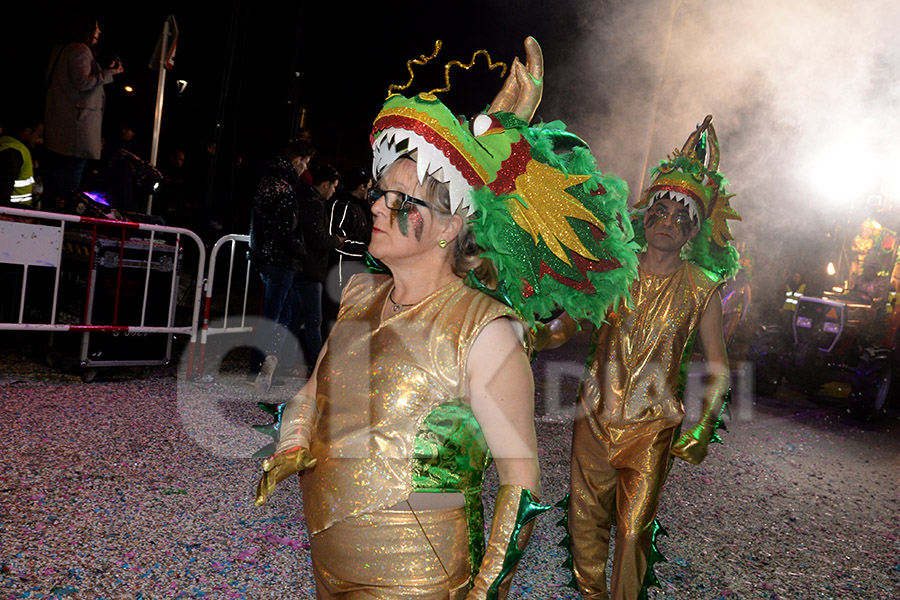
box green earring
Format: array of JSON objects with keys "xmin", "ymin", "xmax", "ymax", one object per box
[{"xmin": 438, "ymin": 239, "xmax": 448, "ymax": 248}]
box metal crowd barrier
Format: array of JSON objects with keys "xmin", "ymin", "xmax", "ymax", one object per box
[
  {"xmin": 191, "ymin": 234, "xmax": 256, "ymax": 379},
  {"xmin": 0, "ymin": 206, "xmax": 206, "ymax": 380}
]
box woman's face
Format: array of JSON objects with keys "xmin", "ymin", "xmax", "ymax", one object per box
[
  {"xmin": 368, "ymin": 159, "xmax": 448, "ymax": 266},
  {"xmin": 89, "ymin": 22, "xmax": 101, "ymax": 46}
]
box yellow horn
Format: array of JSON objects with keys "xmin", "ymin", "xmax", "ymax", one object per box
[
  {"xmin": 681, "ymin": 114, "xmax": 713, "ymax": 157},
  {"xmin": 706, "ymin": 122, "xmax": 720, "ymax": 172},
  {"xmin": 488, "ymin": 37, "xmax": 544, "ymax": 123}
]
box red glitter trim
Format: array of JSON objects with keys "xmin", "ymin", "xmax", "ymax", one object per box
[
  {"xmin": 373, "ymin": 115, "xmax": 485, "ymax": 186},
  {"xmin": 522, "ymin": 278, "xmax": 535, "ymax": 298},
  {"xmin": 536, "ymin": 252, "xmax": 622, "ymax": 294},
  {"xmin": 588, "ymin": 222, "xmax": 606, "ymax": 242},
  {"xmin": 487, "ymin": 139, "xmax": 531, "ymax": 195}
]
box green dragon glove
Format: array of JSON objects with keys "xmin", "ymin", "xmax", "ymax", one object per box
[
  {"xmin": 671, "ymin": 371, "xmax": 729, "ymax": 465},
  {"xmin": 466, "ymin": 485, "xmax": 550, "ymax": 600}
]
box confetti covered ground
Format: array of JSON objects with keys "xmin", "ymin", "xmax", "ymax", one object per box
[{"xmin": 1, "ymin": 330, "xmax": 898, "ymax": 599}]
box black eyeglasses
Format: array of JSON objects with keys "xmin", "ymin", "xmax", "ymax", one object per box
[{"xmin": 367, "ymin": 187, "xmax": 430, "ymax": 212}]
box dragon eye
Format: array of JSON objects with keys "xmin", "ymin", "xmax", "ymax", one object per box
[{"xmin": 472, "ymin": 113, "xmax": 503, "ymax": 137}]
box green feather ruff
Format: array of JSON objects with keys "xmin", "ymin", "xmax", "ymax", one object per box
[{"xmin": 467, "ymin": 120, "xmax": 639, "ymax": 329}]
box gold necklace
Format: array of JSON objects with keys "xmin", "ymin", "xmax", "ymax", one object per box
[{"xmin": 389, "ymin": 288, "xmax": 416, "ymax": 314}]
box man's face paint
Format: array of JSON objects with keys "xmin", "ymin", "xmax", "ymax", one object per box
[{"xmin": 646, "ymin": 202, "xmax": 695, "ymax": 237}]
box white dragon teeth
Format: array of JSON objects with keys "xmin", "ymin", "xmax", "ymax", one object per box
[
  {"xmin": 416, "ymin": 154, "xmax": 429, "ymax": 184},
  {"xmin": 649, "ymin": 190, "xmax": 700, "ymax": 223},
  {"xmin": 373, "ymin": 126, "xmax": 474, "ymax": 216},
  {"xmin": 430, "ymin": 166, "xmax": 447, "ymax": 183}
]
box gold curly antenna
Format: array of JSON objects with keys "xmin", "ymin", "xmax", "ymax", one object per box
[
  {"xmin": 386, "ymin": 40, "xmax": 443, "ymax": 98},
  {"xmin": 386, "ymin": 41, "xmax": 508, "ymax": 100},
  {"xmin": 423, "ymin": 50, "xmax": 508, "ymax": 99}
]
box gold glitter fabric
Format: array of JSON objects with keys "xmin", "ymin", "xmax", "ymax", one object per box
[
  {"xmin": 309, "ymin": 505, "xmax": 471, "ymax": 599},
  {"xmin": 298, "ymin": 273, "xmax": 520, "ymax": 536},
  {"xmin": 579, "ymin": 261, "xmax": 723, "ymax": 427},
  {"xmin": 569, "ymin": 261, "xmax": 722, "ymax": 599},
  {"xmin": 569, "ymin": 414, "xmax": 675, "ymax": 600}
]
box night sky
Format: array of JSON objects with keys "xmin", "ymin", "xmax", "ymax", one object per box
[
  {"xmin": 3, "ymin": 0, "xmax": 581, "ymax": 169},
  {"xmin": 5, "ymin": 0, "xmax": 900, "ymax": 304}
]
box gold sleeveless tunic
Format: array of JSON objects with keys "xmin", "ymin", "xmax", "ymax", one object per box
[
  {"xmin": 580, "ymin": 260, "xmax": 723, "ymax": 429},
  {"xmin": 299, "ymin": 273, "xmax": 520, "ymax": 536}
]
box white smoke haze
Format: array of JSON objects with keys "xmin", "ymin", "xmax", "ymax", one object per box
[{"xmin": 538, "ymin": 0, "xmax": 900, "ymax": 303}]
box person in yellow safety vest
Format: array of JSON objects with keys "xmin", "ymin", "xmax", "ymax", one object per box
[
  {"xmin": 0, "ymin": 118, "xmax": 44, "ymax": 207},
  {"xmin": 782, "ymin": 271, "xmax": 806, "ymax": 312}
]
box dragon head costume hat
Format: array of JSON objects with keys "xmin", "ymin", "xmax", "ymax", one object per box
[
  {"xmin": 633, "ymin": 114, "xmax": 742, "ymax": 279},
  {"xmin": 370, "ymin": 37, "xmax": 638, "ymax": 327}
]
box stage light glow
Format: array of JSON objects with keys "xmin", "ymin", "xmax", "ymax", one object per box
[
  {"xmin": 804, "ymin": 129, "xmax": 879, "ymax": 207},
  {"xmin": 827, "ymin": 262, "xmax": 836, "ymax": 276},
  {"xmin": 124, "ymin": 86, "xmax": 134, "ymax": 93}
]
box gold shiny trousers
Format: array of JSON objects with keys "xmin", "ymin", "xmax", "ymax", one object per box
[
  {"xmin": 569, "ymin": 402, "xmax": 676, "ymax": 600},
  {"xmin": 309, "ymin": 505, "xmax": 471, "ymax": 599}
]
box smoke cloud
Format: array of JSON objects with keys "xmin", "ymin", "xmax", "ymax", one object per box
[{"xmin": 537, "ymin": 0, "xmax": 900, "ymax": 301}]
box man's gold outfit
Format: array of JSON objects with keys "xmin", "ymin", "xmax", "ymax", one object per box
[{"xmin": 570, "ymin": 262, "xmax": 723, "ymax": 599}]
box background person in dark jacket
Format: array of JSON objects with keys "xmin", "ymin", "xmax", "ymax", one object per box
[
  {"xmin": 324, "ymin": 166, "xmax": 373, "ymax": 332},
  {"xmin": 247, "ymin": 139, "xmax": 315, "ymax": 390},
  {"xmin": 284, "ymin": 164, "xmax": 342, "ymax": 378}
]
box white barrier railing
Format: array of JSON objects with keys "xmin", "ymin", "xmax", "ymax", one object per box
[
  {"xmin": 0, "ymin": 206, "xmax": 206, "ymax": 375},
  {"xmin": 193, "ymin": 234, "xmax": 255, "ymax": 378}
]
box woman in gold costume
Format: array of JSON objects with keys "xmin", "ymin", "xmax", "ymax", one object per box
[
  {"xmin": 256, "ymin": 154, "xmax": 540, "ymax": 599},
  {"xmin": 252, "ymin": 36, "xmax": 638, "ymax": 600}
]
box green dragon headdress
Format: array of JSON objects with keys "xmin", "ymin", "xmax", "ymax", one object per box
[
  {"xmin": 633, "ymin": 115, "xmax": 742, "ymax": 279},
  {"xmin": 370, "ymin": 37, "xmax": 638, "ymax": 327}
]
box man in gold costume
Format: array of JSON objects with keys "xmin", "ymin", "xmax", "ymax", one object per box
[
  {"xmin": 543, "ymin": 116, "xmax": 740, "ymax": 599},
  {"xmin": 251, "ymin": 38, "xmax": 637, "ymax": 600}
]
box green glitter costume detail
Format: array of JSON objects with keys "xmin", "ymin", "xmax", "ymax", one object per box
[
  {"xmin": 251, "ymin": 402, "xmax": 286, "ymax": 458},
  {"xmin": 372, "ymin": 89, "xmax": 639, "ymax": 329},
  {"xmin": 411, "ymin": 398, "xmax": 492, "ymax": 579},
  {"xmin": 637, "ymin": 520, "xmax": 669, "ymax": 600},
  {"xmin": 484, "ymin": 488, "xmax": 552, "ymax": 600}
]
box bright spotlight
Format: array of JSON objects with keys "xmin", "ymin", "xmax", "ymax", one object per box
[
  {"xmin": 804, "ymin": 130, "xmax": 879, "ymax": 208},
  {"xmin": 826, "ymin": 262, "xmax": 836, "ymax": 276},
  {"xmin": 124, "ymin": 86, "xmax": 134, "ymax": 93},
  {"xmin": 177, "ymin": 80, "xmax": 188, "ymax": 94}
]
